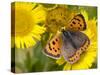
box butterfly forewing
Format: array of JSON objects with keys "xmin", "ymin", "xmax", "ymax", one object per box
[
  {"xmin": 61, "ymin": 31, "xmax": 90, "ymax": 64},
  {"xmin": 66, "ymin": 14, "xmax": 86, "ymax": 31},
  {"xmin": 44, "ymin": 32, "xmax": 62, "ymax": 59}
]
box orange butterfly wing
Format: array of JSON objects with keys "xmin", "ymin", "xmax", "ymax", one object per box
[
  {"xmin": 66, "ymin": 14, "xmax": 86, "ymax": 31},
  {"xmin": 44, "ymin": 32, "xmax": 62, "ymax": 59}
]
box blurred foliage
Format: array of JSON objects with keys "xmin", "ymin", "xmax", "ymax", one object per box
[
  {"xmin": 11, "ymin": 3, "xmax": 97, "ymax": 73},
  {"xmin": 68, "ymin": 5, "xmax": 97, "ymax": 19},
  {"xmin": 12, "ymin": 41, "xmax": 63, "ymax": 73},
  {"xmin": 79, "ymin": 6, "xmax": 97, "ymax": 19}
]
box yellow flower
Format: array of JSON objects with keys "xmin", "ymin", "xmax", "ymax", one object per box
[
  {"xmin": 11, "ymin": 2, "xmax": 46, "ymax": 48},
  {"xmin": 45, "ymin": 6, "xmax": 77, "ymax": 33},
  {"xmin": 56, "ymin": 10, "xmax": 97, "ymax": 70}
]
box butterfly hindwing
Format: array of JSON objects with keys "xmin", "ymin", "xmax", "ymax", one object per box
[
  {"xmin": 61, "ymin": 31, "xmax": 90, "ymax": 64},
  {"xmin": 67, "ymin": 14, "xmax": 86, "ymax": 31},
  {"xmin": 44, "ymin": 33, "xmax": 62, "ymax": 59}
]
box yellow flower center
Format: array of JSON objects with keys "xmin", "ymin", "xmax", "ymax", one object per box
[{"xmin": 12, "ymin": 6, "xmax": 34, "ymax": 36}]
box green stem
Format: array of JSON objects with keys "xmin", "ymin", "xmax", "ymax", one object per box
[{"xmin": 43, "ymin": 58, "xmax": 49, "ymax": 71}]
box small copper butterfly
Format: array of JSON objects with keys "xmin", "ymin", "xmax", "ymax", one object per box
[{"xmin": 43, "ymin": 14, "xmax": 90, "ymax": 64}]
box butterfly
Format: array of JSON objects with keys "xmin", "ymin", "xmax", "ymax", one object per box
[{"xmin": 43, "ymin": 14, "xmax": 90, "ymax": 64}]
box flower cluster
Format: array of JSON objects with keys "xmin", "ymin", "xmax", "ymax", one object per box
[{"xmin": 11, "ymin": 2, "xmax": 46, "ymax": 48}]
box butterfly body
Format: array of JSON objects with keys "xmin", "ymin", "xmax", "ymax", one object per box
[{"xmin": 44, "ymin": 14, "xmax": 90, "ymax": 64}]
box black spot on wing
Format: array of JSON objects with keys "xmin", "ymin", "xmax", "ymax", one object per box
[
  {"xmin": 52, "ymin": 41, "xmax": 55, "ymax": 45},
  {"xmin": 56, "ymin": 38, "xmax": 58, "ymax": 41},
  {"xmin": 48, "ymin": 43, "xmax": 52, "ymax": 50},
  {"xmin": 77, "ymin": 14, "xmax": 86, "ymax": 30},
  {"xmin": 80, "ymin": 24, "xmax": 82, "ymax": 27},
  {"xmin": 44, "ymin": 49, "xmax": 61, "ymax": 58},
  {"xmin": 54, "ymin": 49, "xmax": 57, "ymax": 52},
  {"xmin": 74, "ymin": 14, "xmax": 86, "ymax": 30},
  {"xmin": 49, "ymin": 46, "xmax": 52, "ymax": 50},
  {"xmin": 72, "ymin": 21, "xmax": 76, "ymax": 24},
  {"xmin": 74, "ymin": 18, "xmax": 80, "ymax": 22}
]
